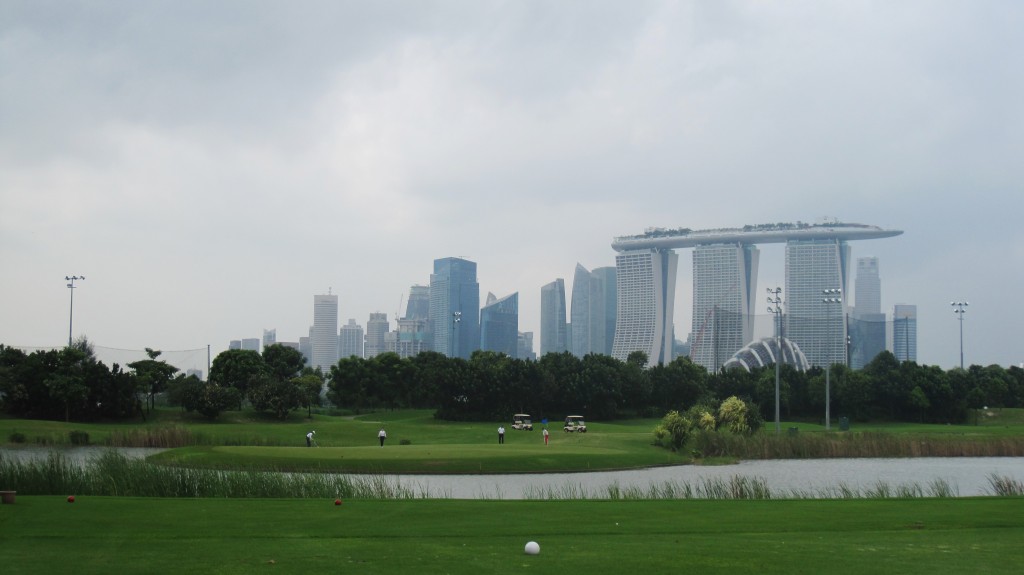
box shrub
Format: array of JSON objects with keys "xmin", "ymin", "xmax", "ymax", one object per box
[
  {"xmin": 399, "ymin": 439, "xmax": 412, "ymax": 445},
  {"xmin": 653, "ymin": 410, "xmax": 692, "ymax": 452},
  {"xmin": 68, "ymin": 430, "xmax": 90, "ymax": 445},
  {"xmin": 8, "ymin": 431, "xmax": 26, "ymax": 443}
]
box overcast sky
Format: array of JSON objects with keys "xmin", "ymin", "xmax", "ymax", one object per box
[{"xmin": 2, "ymin": 1, "xmax": 1021, "ymax": 372}]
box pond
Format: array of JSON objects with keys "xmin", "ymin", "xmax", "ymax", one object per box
[{"xmin": 4, "ymin": 447, "xmax": 1021, "ymax": 499}]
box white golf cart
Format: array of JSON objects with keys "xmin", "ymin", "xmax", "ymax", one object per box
[
  {"xmin": 563, "ymin": 415, "xmax": 587, "ymax": 433},
  {"xmin": 512, "ymin": 413, "xmax": 534, "ymax": 431}
]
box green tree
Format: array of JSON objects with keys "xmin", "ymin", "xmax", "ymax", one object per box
[
  {"xmin": 248, "ymin": 374, "xmax": 303, "ymax": 420},
  {"xmin": 128, "ymin": 348, "xmax": 179, "ymax": 414},
  {"xmin": 262, "ymin": 344, "xmax": 306, "ymax": 383},
  {"xmin": 209, "ymin": 349, "xmax": 267, "ymax": 409}
]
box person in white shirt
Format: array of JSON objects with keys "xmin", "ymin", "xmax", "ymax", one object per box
[{"xmin": 378, "ymin": 428, "xmax": 387, "ymax": 447}]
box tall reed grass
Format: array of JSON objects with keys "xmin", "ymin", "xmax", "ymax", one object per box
[
  {"xmin": 521, "ymin": 476, "xmax": 960, "ymax": 500},
  {"xmin": 693, "ymin": 431, "xmax": 1024, "ymax": 459},
  {"xmin": 0, "ymin": 451, "xmax": 418, "ymax": 499},
  {"xmin": 987, "ymin": 474, "xmax": 1024, "ymax": 496}
]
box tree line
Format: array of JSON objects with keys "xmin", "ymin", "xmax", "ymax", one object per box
[{"xmin": 3, "ymin": 339, "xmax": 1022, "ymax": 425}]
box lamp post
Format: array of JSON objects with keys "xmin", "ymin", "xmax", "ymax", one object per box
[
  {"xmin": 822, "ymin": 289, "xmax": 842, "ymax": 431},
  {"xmin": 767, "ymin": 287, "xmax": 783, "ymax": 434},
  {"xmin": 952, "ymin": 301, "xmax": 968, "ymax": 370},
  {"xmin": 65, "ymin": 275, "xmax": 85, "ymax": 347},
  {"xmin": 451, "ymin": 311, "xmax": 462, "ymax": 359}
]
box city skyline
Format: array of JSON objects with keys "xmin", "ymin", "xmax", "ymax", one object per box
[{"xmin": 2, "ymin": 2, "xmax": 1021, "ymax": 370}]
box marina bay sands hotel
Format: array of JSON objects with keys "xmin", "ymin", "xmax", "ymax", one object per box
[{"xmin": 609, "ymin": 222, "xmax": 902, "ymax": 369}]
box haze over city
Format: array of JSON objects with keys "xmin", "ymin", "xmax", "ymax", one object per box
[{"xmin": 2, "ymin": 1, "xmax": 1021, "ymax": 371}]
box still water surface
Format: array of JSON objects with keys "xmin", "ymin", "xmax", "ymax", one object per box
[{"xmin": 3, "ymin": 447, "xmax": 1022, "ymax": 499}]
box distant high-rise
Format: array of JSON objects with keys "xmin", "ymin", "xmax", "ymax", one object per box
[
  {"xmin": 480, "ymin": 292, "xmax": 519, "ymax": 357},
  {"xmin": 593, "ymin": 266, "xmax": 617, "ymax": 356},
  {"xmin": 851, "ymin": 257, "xmax": 885, "ymax": 369},
  {"xmin": 518, "ymin": 331, "xmax": 536, "ymax": 360},
  {"xmin": 690, "ymin": 243, "xmax": 760, "ymax": 371},
  {"xmin": 571, "ymin": 264, "xmax": 617, "ymax": 357},
  {"xmin": 263, "ymin": 329, "xmax": 277, "ymax": 348},
  {"xmin": 311, "ymin": 293, "xmax": 339, "ymax": 372},
  {"xmin": 405, "ymin": 285, "xmax": 430, "ymax": 320},
  {"xmin": 429, "ymin": 257, "xmax": 480, "ymax": 359},
  {"xmin": 299, "ymin": 335, "xmax": 312, "ymax": 367},
  {"xmin": 891, "ymin": 304, "xmax": 917, "ymax": 362},
  {"xmin": 610, "ymin": 222, "xmax": 902, "ymax": 368},
  {"xmin": 611, "ymin": 248, "xmax": 678, "ymax": 366},
  {"xmin": 854, "ymin": 257, "xmax": 881, "ymax": 316},
  {"xmin": 241, "ymin": 338, "xmax": 260, "ymax": 352},
  {"xmin": 540, "ymin": 279, "xmax": 568, "ymax": 356},
  {"xmin": 339, "ymin": 318, "xmax": 364, "ymax": 358},
  {"xmin": 365, "ymin": 312, "xmax": 389, "ymax": 358},
  {"xmin": 387, "ymin": 318, "xmax": 429, "ymax": 358},
  {"xmin": 229, "ymin": 340, "xmax": 241, "ymax": 350},
  {"xmin": 785, "ymin": 238, "xmax": 850, "ymax": 368}
]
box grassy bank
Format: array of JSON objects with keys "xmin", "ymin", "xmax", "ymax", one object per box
[
  {"xmin": 4, "ymin": 409, "xmax": 1024, "ymax": 475},
  {"xmin": 3, "ymin": 496, "xmax": 1024, "ymax": 574}
]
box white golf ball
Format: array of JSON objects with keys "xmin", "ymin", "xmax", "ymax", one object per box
[{"xmin": 524, "ymin": 541, "xmax": 540, "ymax": 555}]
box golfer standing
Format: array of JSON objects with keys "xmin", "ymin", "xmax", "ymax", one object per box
[
  {"xmin": 378, "ymin": 428, "xmax": 387, "ymax": 447},
  {"xmin": 306, "ymin": 430, "xmax": 315, "ymax": 447},
  {"xmin": 543, "ymin": 427, "xmax": 549, "ymax": 445},
  {"xmin": 498, "ymin": 425, "xmax": 505, "ymax": 444}
]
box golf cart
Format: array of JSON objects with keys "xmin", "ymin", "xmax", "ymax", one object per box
[
  {"xmin": 563, "ymin": 415, "xmax": 587, "ymax": 433},
  {"xmin": 512, "ymin": 414, "xmax": 534, "ymax": 431}
]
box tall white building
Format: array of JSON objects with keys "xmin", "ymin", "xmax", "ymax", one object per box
[
  {"xmin": 311, "ymin": 293, "xmax": 339, "ymax": 373},
  {"xmin": 690, "ymin": 243, "xmax": 760, "ymax": 371},
  {"xmin": 365, "ymin": 312, "xmax": 390, "ymax": 358},
  {"xmin": 571, "ymin": 264, "xmax": 617, "ymax": 357},
  {"xmin": 611, "ymin": 248, "xmax": 678, "ymax": 366},
  {"xmin": 785, "ymin": 238, "xmax": 850, "ymax": 368},
  {"xmin": 339, "ymin": 318, "xmax": 364, "ymax": 359}
]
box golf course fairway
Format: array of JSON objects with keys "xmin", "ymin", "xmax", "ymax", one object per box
[{"xmin": 2, "ymin": 496, "xmax": 1022, "ymax": 574}]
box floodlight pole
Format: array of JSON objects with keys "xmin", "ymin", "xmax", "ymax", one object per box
[
  {"xmin": 65, "ymin": 275, "xmax": 85, "ymax": 347},
  {"xmin": 952, "ymin": 301, "xmax": 968, "ymax": 370},
  {"xmin": 822, "ymin": 289, "xmax": 842, "ymax": 431},
  {"xmin": 452, "ymin": 311, "xmax": 462, "ymax": 359},
  {"xmin": 767, "ymin": 287, "xmax": 783, "ymax": 434}
]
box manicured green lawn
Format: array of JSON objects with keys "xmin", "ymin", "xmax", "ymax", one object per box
[{"xmin": 2, "ymin": 496, "xmax": 1022, "ymax": 574}]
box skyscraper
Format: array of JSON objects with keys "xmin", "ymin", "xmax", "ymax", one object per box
[
  {"xmin": 365, "ymin": 312, "xmax": 389, "ymax": 358},
  {"xmin": 518, "ymin": 331, "xmax": 536, "ymax": 360},
  {"xmin": 891, "ymin": 304, "xmax": 917, "ymax": 362},
  {"xmin": 593, "ymin": 266, "xmax": 617, "ymax": 356},
  {"xmin": 851, "ymin": 256, "xmax": 886, "ymax": 369},
  {"xmin": 241, "ymin": 338, "xmax": 260, "ymax": 352},
  {"xmin": 785, "ymin": 238, "xmax": 850, "ymax": 368},
  {"xmin": 610, "ymin": 222, "xmax": 902, "ymax": 368},
  {"xmin": 540, "ymin": 279, "xmax": 568, "ymax": 356},
  {"xmin": 405, "ymin": 285, "xmax": 430, "ymax": 320},
  {"xmin": 854, "ymin": 257, "xmax": 881, "ymax": 315},
  {"xmin": 339, "ymin": 318, "xmax": 364, "ymax": 358},
  {"xmin": 311, "ymin": 293, "xmax": 339, "ymax": 373},
  {"xmin": 480, "ymin": 292, "xmax": 519, "ymax": 357},
  {"xmin": 690, "ymin": 242, "xmax": 760, "ymax": 371},
  {"xmin": 571, "ymin": 264, "xmax": 617, "ymax": 357},
  {"xmin": 262, "ymin": 329, "xmax": 277, "ymax": 349},
  {"xmin": 429, "ymin": 257, "xmax": 480, "ymax": 359},
  {"xmin": 611, "ymin": 248, "xmax": 678, "ymax": 366}
]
